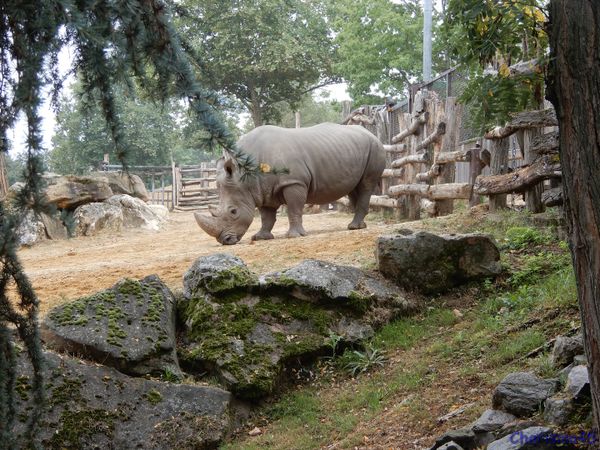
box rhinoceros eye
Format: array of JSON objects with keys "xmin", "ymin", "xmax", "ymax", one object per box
[{"xmin": 230, "ymin": 208, "xmax": 237, "ymax": 216}]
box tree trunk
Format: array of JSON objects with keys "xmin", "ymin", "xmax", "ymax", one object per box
[
  {"xmin": 0, "ymin": 152, "xmax": 8, "ymax": 199},
  {"xmin": 548, "ymin": 1, "xmax": 600, "ymax": 445}
]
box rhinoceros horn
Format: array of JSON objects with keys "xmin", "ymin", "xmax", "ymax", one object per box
[{"xmin": 194, "ymin": 212, "xmax": 221, "ymax": 238}]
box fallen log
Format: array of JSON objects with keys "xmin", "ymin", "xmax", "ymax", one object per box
[
  {"xmin": 530, "ymin": 131, "xmax": 559, "ymax": 155},
  {"xmin": 484, "ymin": 109, "xmax": 558, "ymax": 140},
  {"xmin": 390, "ymin": 153, "xmax": 429, "ymax": 169},
  {"xmin": 483, "ymin": 58, "xmax": 543, "ymax": 78},
  {"xmin": 391, "ymin": 113, "xmax": 428, "ymax": 143},
  {"xmin": 415, "ymin": 122, "xmax": 446, "ymax": 151},
  {"xmin": 473, "ymin": 155, "xmax": 562, "ymax": 195},
  {"xmin": 435, "ymin": 149, "xmax": 472, "ymax": 164},
  {"xmin": 388, "ymin": 183, "xmax": 472, "ymax": 200}
]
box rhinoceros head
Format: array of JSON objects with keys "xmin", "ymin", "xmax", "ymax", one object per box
[{"xmin": 194, "ymin": 155, "xmax": 255, "ymax": 245}]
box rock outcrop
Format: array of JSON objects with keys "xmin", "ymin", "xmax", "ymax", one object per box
[
  {"xmin": 45, "ymin": 175, "xmax": 113, "ymax": 209},
  {"xmin": 90, "ymin": 171, "xmax": 150, "ymax": 201},
  {"xmin": 106, "ymin": 194, "xmax": 164, "ymax": 230},
  {"xmin": 74, "ymin": 202, "xmax": 124, "ymax": 236},
  {"xmin": 377, "ymin": 230, "xmax": 501, "ymax": 294},
  {"xmin": 12, "ymin": 350, "xmax": 231, "ymax": 449},
  {"xmin": 42, "ymin": 275, "xmax": 181, "ymax": 377},
  {"xmin": 492, "ymin": 372, "xmax": 559, "ymax": 417},
  {"xmin": 178, "ymin": 254, "xmax": 415, "ymax": 399}
]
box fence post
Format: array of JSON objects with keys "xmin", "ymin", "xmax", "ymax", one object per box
[
  {"xmin": 436, "ymin": 97, "xmax": 460, "ymax": 216},
  {"xmin": 489, "ymin": 137, "xmax": 509, "ymax": 211},
  {"xmin": 469, "ymin": 142, "xmax": 484, "ymax": 207}
]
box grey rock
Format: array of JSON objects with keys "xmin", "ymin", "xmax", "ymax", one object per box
[
  {"xmin": 74, "ymin": 202, "xmax": 124, "ymax": 236},
  {"xmin": 179, "ymin": 257, "xmax": 415, "ymax": 400},
  {"xmin": 437, "ymin": 442, "xmax": 464, "ymax": 450},
  {"xmin": 16, "ymin": 210, "xmax": 46, "ymax": 246},
  {"xmin": 262, "ymin": 259, "xmax": 413, "ymax": 323},
  {"xmin": 492, "ymin": 372, "xmax": 559, "ymax": 417},
  {"xmin": 45, "ymin": 175, "xmax": 113, "ymax": 209},
  {"xmin": 544, "ymin": 394, "xmax": 575, "ymax": 425},
  {"xmin": 148, "ymin": 203, "xmax": 169, "ymax": 219},
  {"xmin": 12, "ymin": 350, "xmax": 231, "ymax": 449},
  {"xmin": 182, "ymin": 253, "xmax": 258, "ymax": 299},
  {"xmin": 558, "ymin": 363, "xmax": 574, "ymax": 380},
  {"xmin": 376, "ymin": 230, "xmax": 501, "ymax": 294},
  {"xmin": 487, "ymin": 426, "xmax": 579, "ymax": 450},
  {"xmin": 42, "ymin": 275, "xmax": 181, "ymax": 377},
  {"xmin": 429, "ymin": 428, "xmax": 476, "ymax": 450},
  {"xmin": 472, "ymin": 409, "xmax": 517, "ymax": 433},
  {"xmin": 573, "ymin": 354, "xmax": 587, "ymax": 366},
  {"xmin": 106, "ymin": 194, "xmax": 164, "ymax": 230},
  {"xmin": 550, "ymin": 335, "xmax": 584, "ymax": 368},
  {"xmin": 91, "ymin": 171, "xmax": 149, "ymax": 201},
  {"xmin": 39, "ymin": 212, "xmax": 68, "ymax": 240},
  {"xmin": 566, "ymin": 365, "xmax": 590, "ymax": 401}
]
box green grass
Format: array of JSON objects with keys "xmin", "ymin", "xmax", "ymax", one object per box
[{"xmin": 221, "ymin": 213, "xmax": 580, "ymax": 449}]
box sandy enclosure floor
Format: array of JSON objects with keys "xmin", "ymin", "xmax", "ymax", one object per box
[{"xmin": 18, "ymin": 211, "xmax": 418, "ymax": 317}]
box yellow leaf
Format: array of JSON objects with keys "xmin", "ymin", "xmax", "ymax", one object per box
[
  {"xmin": 259, "ymin": 163, "xmax": 271, "ymax": 173},
  {"xmin": 499, "ymin": 63, "xmax": 510, "ymax": 78},
  {"xmin": 488, "ymin": 90, "xmax": 494, "ymax": 97}
]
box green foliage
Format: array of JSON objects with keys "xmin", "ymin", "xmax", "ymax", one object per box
[
  {"xmin": 271, "ymin": 94, "xmax": 343, "ymax": 129},
  {"xmin": 503, "ymin": 226, "xmax": 548, "ymax": 250},
  {"xmin": 338, "ymin": 344, "xmax": 387, "ymax": 377},
  {"xmin": 178, "ymin": 0, "xmax": 336, "ymax": 126},
  {"xmin": 329, "ymin": 0, "xmax": 424, "ymax": 103},
  {"xmin": 444, "ymin": 0, "xmax": 548, "ymax": 129}
]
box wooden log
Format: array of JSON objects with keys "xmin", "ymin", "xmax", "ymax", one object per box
[
  {"xmin": 416, "ymin": 164, "xmax": 441, "ymax": 182},
  {"xmin": 483, "ymin": 58, "xmax": 543, "ymax": 78},
  {"xmin": 390, "ymin": 153, "xmax": 429, "ymax": 169},
  {"xmin": 388, "ymin": 183, "xmax": 472, "ymax": 200},
  {"xmin": 383, "ymin": 144, "xmax": 407, "ymax": 153},
  {"xmin": 421, "ymin": 198, "xmax": 436, "ymax": 216},
  {"xmin": 435, "ymin": 149, "xmax": 472, "ymax": 164},
  {"xmin": 530, "ymin": 131, "xmax": 559, "ymax": 155},
  {"xmin": 524, "ymin": 128, "xmax": 545, "ymax": 213},
  {"xmin": 468, "ymin": 144, "xmax": 486, "ymax": 207},
  {"xmin": 484, "ymin": 108, "xmax": 558, "ymax": 140},
  {"xmin": 382, "ymin": 168, "xmax": 405, "ymax": 178},
  {"xmin": 415, "ymin": 122, "xmax": 446, "ymax": 151},
  {"xmin": 336, "ymin": 195, "xmax": 399, "ymax": 209},
  {"xmin": 474, "ymin": 155, "xmax": 562, "ymax": 196},
  {"xmin": 391, "ymin": 112, "xmax": 428, "ymax": 143}
]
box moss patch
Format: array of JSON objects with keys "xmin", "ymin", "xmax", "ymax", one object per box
[{"xmin": 48, "ymin": 408, "xmax": 119, "ymax": 449}]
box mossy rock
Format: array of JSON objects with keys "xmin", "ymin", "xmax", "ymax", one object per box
[
  {"xmin": 12, "ymin": 350, "xmax": 231, "ymax": 449},
  {"xmin": 42, "ymin": 275, "xmax": 181, "ymax": 377},
  {"xmin": 182, "ymin": 253, "xmax": 258, "ymax": 299}
]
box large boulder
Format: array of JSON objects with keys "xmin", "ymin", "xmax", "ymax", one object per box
[
  {"xmin": 73, "ymin": 202, "xmax": 124, "ymax": 236},
  {"xmin": 106, "ymin": 194, "xmax": 164, "ymax": 230},
  {"xmin": 12, "ymin": 350, "xmax": 231, "ymax": 449},
  {"xmin": 39, "ymin": 212, "xmax": 68, "ymax": 240},
  {"xmin": 377, "ymin": 230, "xmax": 501, "ymax": 294},
  {"xmin": 15, "ymin": 210, "xmax": 46, "ymax": 246},
  {"xmin": 566, "ymin": 365, "xmax": 590, "ymax": 401},
  {"xmin": 90, "ymin": 171, "xmax": 150, "ymax": 201},
  {"xmin": 42, "ymin": 275, "xmax": 181, "ymax": 377},
  {"xmin": 471, "ymin": 409, "xmax": 517, "ymax": 433},
  {"xmin": 492, "ymin": 372, "xmax": 559, "ymax": 417},
  {"xmin": 45, "ymin": 175, "xmax": 113, "ymax": 209},
  {"xmin": 178, "ymin": 255, "xmax": 415, "ymax": 399}
]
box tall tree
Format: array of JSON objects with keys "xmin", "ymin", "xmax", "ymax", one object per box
[
  {"xmin": 0, "ymin": 0, "xmax": 244, "ymax": 446},
  {"xmin": 329, "ymin": 0, "xmax": 424, "ymax": 104},
  {"xmin": 178, "ymin": 0, "xmax": 336, "ymax": 127},
  {"xmin": 547, "ymin": 0, "xmax": 600, "ymax": 440}
]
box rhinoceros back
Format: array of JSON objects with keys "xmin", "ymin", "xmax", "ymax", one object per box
[{"xmin": 238, "ymin": 123, "xmax": 385, "ymax": 205}]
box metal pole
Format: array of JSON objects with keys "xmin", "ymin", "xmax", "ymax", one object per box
[{"xmin": 423, "ymin": 0, "xmax": 433, "ymax": 82}]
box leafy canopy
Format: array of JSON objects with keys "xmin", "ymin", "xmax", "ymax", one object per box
[
  {"xmin": 444, "ymin": 0, "xmax": 548, "ymax": 130},
  {"xmin": 329, "ymin": 0, "xmax": 424, "ymax": 104},
  {"xmin": 177, "ymin": 0, "xmax": 336, "ymax": 126}
]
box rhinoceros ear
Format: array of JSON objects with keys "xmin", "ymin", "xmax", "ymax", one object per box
[{"xmin": 219, "ymin": 153, "xmax": 238, "ymax": 179}]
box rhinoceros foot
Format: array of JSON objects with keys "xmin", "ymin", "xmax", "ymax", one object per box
[
  {"xmin": 287, "ymin": 227, "xmax": 307, "ymax": 238},
  {"xmin": 348, "ymin": 220, "xmax": 367, "ymax": 230},
  {"xmin": 252, "ymin": 231, "xmax": 275, "ymax": 241}
]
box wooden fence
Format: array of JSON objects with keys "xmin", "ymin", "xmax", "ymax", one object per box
[
  {"xmin": 104, "ymin": 161, "xmax": 219, "ymax": 211},
  {"xmin": 342, "ymin": 86, "xmax": 560, "ymax": 219}
]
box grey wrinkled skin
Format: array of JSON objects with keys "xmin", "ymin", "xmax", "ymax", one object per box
[{"xmin": 195, "ymin": 123, "xmax": 386, "ymax": 245}]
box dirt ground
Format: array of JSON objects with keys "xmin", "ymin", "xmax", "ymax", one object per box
[{"xmin": 19, "ymin": 210, "xmax": 423, "ymax": 317}]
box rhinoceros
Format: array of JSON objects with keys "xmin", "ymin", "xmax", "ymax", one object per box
[{"xmin": 194, "ymin": 123, "xmax": 385, "ymax": 245}]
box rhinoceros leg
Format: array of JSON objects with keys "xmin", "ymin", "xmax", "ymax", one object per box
[
  {"xmin": 252, "ymin": 207, "xmax": 277, "ymax": 241},
  {"xmin": 283, "ymin": 184, "xmax": 308, "ymax": 238},
  {"xmin": 347, "ymin": 185, "xmax": 372, "ymax": 230}
]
